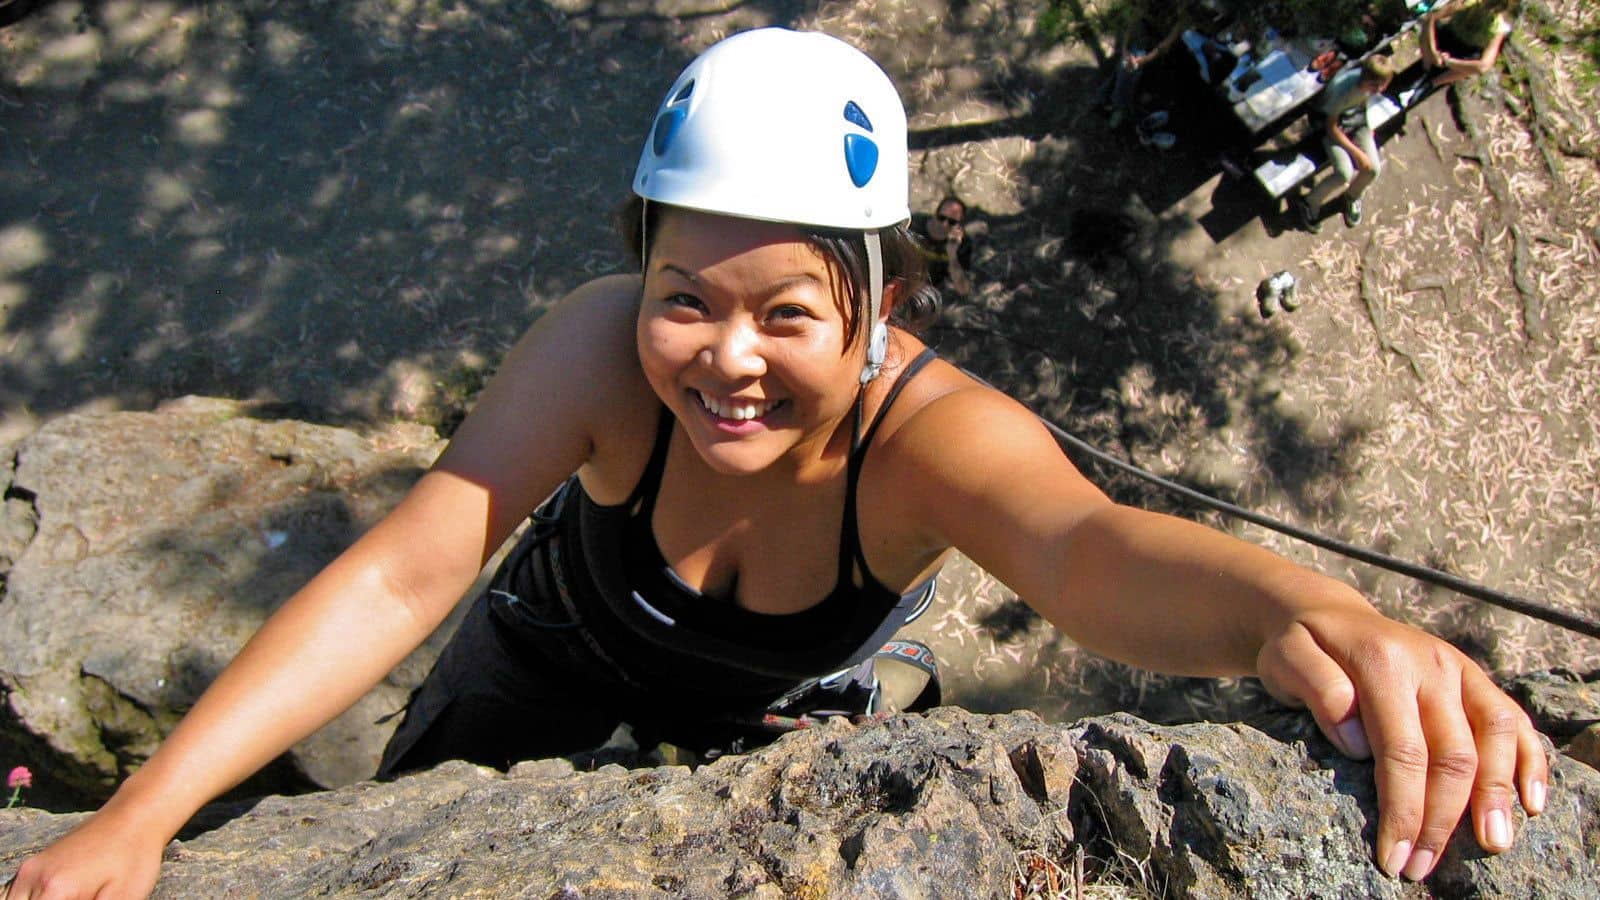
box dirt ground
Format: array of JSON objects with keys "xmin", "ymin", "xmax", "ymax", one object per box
[{"xmin": 2, "ymin": 0, "xmax": 1597, "ymax": 727}]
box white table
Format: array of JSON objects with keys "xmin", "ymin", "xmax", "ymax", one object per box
[{"xmin": 1217, "ymin": 36, "xmax": 1337, "ymax": 134}]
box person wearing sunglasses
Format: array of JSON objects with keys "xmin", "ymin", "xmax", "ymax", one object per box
[{"xmin": 914, "ymin": 196, "xmax": 974, "ymax": 298}]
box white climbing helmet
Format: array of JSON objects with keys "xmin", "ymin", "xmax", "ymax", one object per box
[
  {"xmin": 632, "ymin": 28, "xmax": 910, "ymax": 229},
  {"xmin": 632, "ymin": 28, "xmax": 909, "ymax": 381}
]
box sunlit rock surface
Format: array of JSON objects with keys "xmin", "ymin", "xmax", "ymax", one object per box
[{"xmin": 3, "ymin": 708, "xmax": 1597, "ymax": 898}]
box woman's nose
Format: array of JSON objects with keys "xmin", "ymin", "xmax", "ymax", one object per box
[{"xmin": 699, "ymin": 320, "xmax": 766, "ymax": 379}]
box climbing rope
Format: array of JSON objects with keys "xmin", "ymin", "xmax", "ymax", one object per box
[{"xmin": 947, "ymin": 347, "xmax": 1600, "ymax": 641}]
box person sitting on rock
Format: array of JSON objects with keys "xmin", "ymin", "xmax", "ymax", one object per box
[
  {"xmin": 4, "ymin": 27, "xmax": 1547, "ymax": 900},
  {"xmin": 1420, "ymin": 0, "xmax": 1516, "ymax": 89},
  {"xmin": 912, "ymin": 195, "xmax": 974, "ymax": 298}
]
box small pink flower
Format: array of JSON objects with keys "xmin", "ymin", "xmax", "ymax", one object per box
[{"xmin": 7, "ymin": 766, "xmax": 30, "ymax": 790}]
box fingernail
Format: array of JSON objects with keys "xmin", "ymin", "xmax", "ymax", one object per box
[
  {"xmin": 1402, "ymin": 848, "xmax": 1436, "ymax": 882},
  {"xmin": 1336, "ymin": 718, "xmax": 1371, "ymax": 758},
  {"xmin": 1485, "ymin": 808, "xmax": 1512, "ymax": 850},
  {"xmin": 1383, "ymin": 840, "xmax": 1412, "ymax": 878},
  {"xmin": 1529, "ymin": 779, "xmax": 1547, "ymax": 815}
]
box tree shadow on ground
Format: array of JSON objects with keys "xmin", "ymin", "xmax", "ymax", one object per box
[
  {"xmin": 1, "ymin": 0, "xmax": 1355, "ymax": 501},
  {"xmin": 0, "ymin": 0, "xmax": 763, "ymax": 432},
  {"xmin": 901, "ymin": 77, "xmax": 1364, "ymax": 524}
]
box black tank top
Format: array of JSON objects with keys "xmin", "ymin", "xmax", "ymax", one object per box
[
  {"xmin": 506, "ymin": 348, "xmax": 940, "ymax": 699},
  {"xmin": 617, "ymin": 347, "xmax": 939, "ymax": 646}
]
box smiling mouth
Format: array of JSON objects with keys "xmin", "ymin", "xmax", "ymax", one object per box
[{"xmin": 694, "ymin": 390, "xmax": 786, "ymax": 422}]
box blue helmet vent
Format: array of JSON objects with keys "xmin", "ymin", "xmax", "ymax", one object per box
[
  {"xmin": 843, "ymin": 101, "xmax": 877, "ymax": 187},
  {"xmin": 843, "ymin": 100, "xmax": 873, "ymax": 132},
  {"xmin": 843, "ymin": 133, "xmax": 879, "ymax": 187},
  {"xmin": 652, "ymin": 108, "xmax": 686, "ymax": 156},
  {"xmin": 652, "ymin": 79, "xmax": 695, "ymax": 157}
]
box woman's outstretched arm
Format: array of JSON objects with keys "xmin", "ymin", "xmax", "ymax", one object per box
[
  {"xmin": 3, "ymin": 465, "xmax": 504, "ymax": 900},
  {"xmin": 2, "ymin": 276, "xmax": 644, "ymax": 900},
  {"xmin": 890, "ymin": 380, "xmax": 1548, "ymax": 883}
]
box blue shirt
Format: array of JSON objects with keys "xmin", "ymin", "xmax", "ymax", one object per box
[{"xmin": 1317, "ymin": 67, "xmax": 1370, "ymax": 132}]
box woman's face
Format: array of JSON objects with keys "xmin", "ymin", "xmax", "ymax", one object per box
[{"xmin": 636, "ymin": 208, "xmax": 868, "ymax": 476}]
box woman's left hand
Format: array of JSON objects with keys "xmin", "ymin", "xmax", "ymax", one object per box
[{"xmin": 1255, "ymin": 607, "xmax": 1548, "ymax": 881}]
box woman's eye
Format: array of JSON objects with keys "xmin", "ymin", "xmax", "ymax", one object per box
[
  {"xmin": 663, "ymin": 293, "xmax": 706, "ymax": 313},
  {"xmin": 769, "ymin": 304, "xmax": 810, "ymax": 322}
]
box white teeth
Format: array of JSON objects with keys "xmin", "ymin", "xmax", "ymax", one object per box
[{"xmin": 697, "ymin": 391, "xmax": 779, "ymax": 421}]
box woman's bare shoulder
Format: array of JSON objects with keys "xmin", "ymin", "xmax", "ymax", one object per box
[
  {"xmin": 493, "ymin": 275, "xmax": 648, "ymax": 395},
  {"xmin": 887, "ymin": 369, "xmax": 1059, "ymax": 466},
  {"xmin": 433, "ymin": 275, "xmax": 658, "ymax": 515},
  {"xmin": 871, "ymin": 345, "xmax": 1045, "ymax": 454},
  {"xmin": 869, "ymin": 350, "xmax": 1109, "ymax": 525},
  {"xmin": 857, "ymin": 344, "xmax": 1108, "ymax": 572}
]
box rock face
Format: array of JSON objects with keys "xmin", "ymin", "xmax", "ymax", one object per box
[
  {"xmin": 1506, "ymin": 668, "xmax": 1600, "ymax": 741},
  {"xmin": 2, "ymin": 708, "xmax": 1597, "ymax": 898},
  {"xmin": 0, "ymin": 398, "xmax": 446, "ymax": 804},
  {"xmin": 1505, "ymin": 668, "xmax": 1600, "ymax": 777}
]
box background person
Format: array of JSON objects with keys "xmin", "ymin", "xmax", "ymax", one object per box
[
  {"xmin": 1420, "ymin": 0, "xmax": 1516, "ymax": 88},
  {"xmin": 4, "ymin": 28, "xmax": 1546, "ymax": 900},
  {"xmin": 1296, "ymin": 56, "xmax": 1396, "ymax": 232},
  {"xmin": 913, "ymin": 195, "xmax": 974, "ymax": 298},
  {"xmin": 1102, "ymin": 0, "xmax": 1198, "ymax": 129}
]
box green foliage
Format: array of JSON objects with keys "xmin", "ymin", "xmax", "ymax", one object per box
[
  {"xmin": 1037, "ymin": 1, "xmax": 1076, "ymax": 43},
  {"xmin": 1220, "ymin": 0, "xmax": 1386, "ymax": 43},
  {"xmin": 1576, "ymin": 28, "xmax": 1600, "ymax": 86},
  {"xmin": 1038, "ymin": 0, "xmax": 1100, "ymax": 45},
  {"xmin": 1521, "ymin": 0, "xmax": 1600, "ymax": 86},
  {"xmin": 1546, "ymin": 14, "xmax": 1600, "ymax": 86},
  {"xmin": 1521, "ymin": 0, "xmax": 1565, "ymax": 42}
]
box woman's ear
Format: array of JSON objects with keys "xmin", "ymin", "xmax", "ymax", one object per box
[{"xmin": 880, "ymin": 277, "xmax": 905, "ymax": 323}]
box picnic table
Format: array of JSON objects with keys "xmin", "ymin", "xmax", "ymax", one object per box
[
  {"xmin": 1184, "ymin": 29, "xmax": 1338, "ymax": 135},
  {"xmin": 1174, "ymin": 1, "xmax": 1446, "ymax": 200}
]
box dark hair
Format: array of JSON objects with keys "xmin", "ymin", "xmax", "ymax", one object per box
[
  {"xmin": 1360, "ymin": 55, "xmax": 1396, "ymax": 84},
  {"xmin": 936, "ymin": 196, "xmax": 966, "ymax": 220},
  {"xmin": 616, "ymin": 195, "xmax": 940, "ymax": 347}
]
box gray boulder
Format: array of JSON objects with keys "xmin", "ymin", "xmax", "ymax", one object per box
[
  {"xmin": 1502, "ymin": 668, "xmax": 1600, "ymax": 777},
  {"xmin": 1503, "ymin": 669, "xmax": 1600, "ymax": 742},
  {"xmin": 2, "ymin": 708, "xmax": 1595, "ymax": 898},
  {"xmin": 0, "ymin": 398, "xmax": 446, "ymax": 805}
]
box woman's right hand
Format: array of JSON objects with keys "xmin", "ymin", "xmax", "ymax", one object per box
[{"xmin": 4, "ymin": 807, "xmax": 166, "ymax": 900}]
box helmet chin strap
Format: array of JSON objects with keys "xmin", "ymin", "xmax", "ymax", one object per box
[
  {"xmin": 860, "ymin": 230, "xmax": 887, "ymax": 384},
  {"xmin": 640, "ymin": 197, "xmax": 650, "ymax": 272}
]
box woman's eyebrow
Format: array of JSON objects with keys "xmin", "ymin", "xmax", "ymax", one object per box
[
  {"xmin": 659, "ymin": 263, "xmax": 700, "ymax": 284},
  {"xmin": 656, "ymin": 264, "xmax": 823, "ymax": 298},
  {"xmin": 762, "ymin": 273, "xmax": 825, "ymax": 298}
]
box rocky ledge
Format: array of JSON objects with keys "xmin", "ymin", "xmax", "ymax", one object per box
[{"xmin": 2, "ymin": 708, "xmax": 1598, "ymax": 898}]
